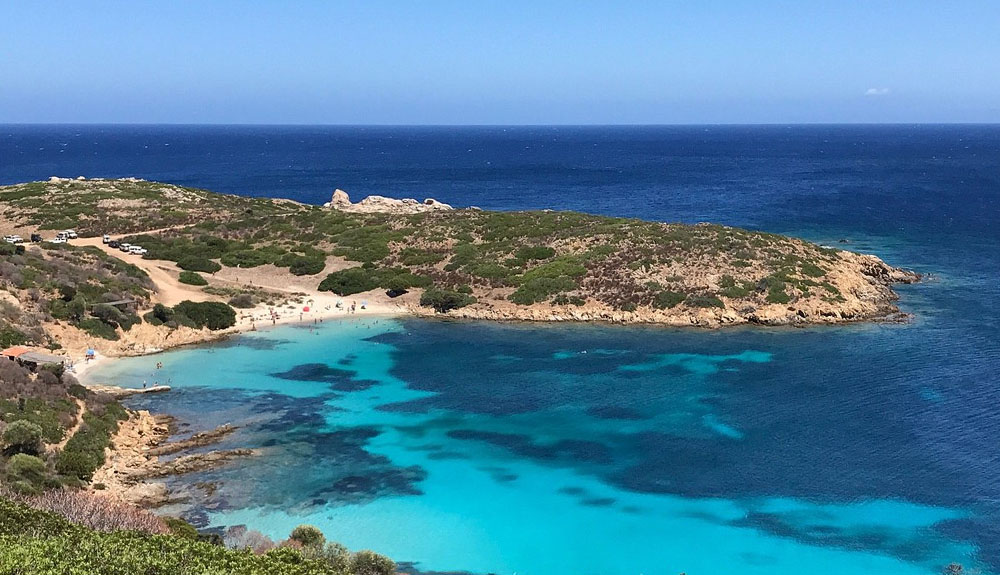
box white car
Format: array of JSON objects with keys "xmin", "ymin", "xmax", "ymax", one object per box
[
  {"xmin": 2, "ymin": 235, "xmax": 21, "ymax": 244},
  {"xmin": 64, "ymin": 230, "xmax": 78, "ymax": 239},
  {"xmin": 49, "ymin": 237, "xmax": 67, "ymax": 244},
  {"xmin": 119, "ymin": 243, "xmax": 132, "ymax": 252},
  {"xmin": 128, "ymin": 246, "xmax": 147, "ymax": 255},
  {"xmin": 102, "ymin": 234, "xmax": 111, "ymax": 244}
]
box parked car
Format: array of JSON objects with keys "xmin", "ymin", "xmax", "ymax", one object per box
[
  {"xmin": 108, "ymin": 240, "xmax": 120, "ymax": 249},
  {"xmin": 119, "ymin": 243, "xmax": 132, "ymax": 252},
  {"xmin": 30, "ymin": 233, "xmax": 42, "ymax": 243},
  {"xmin": 64, "ymin": 230, "xmax": 78, "ymax": 239},
  {"xmin": 55, "ymin": 232, "xmax": 68, "ymax": 241},
  {"xmin": 49, "ymin": 237, "xmax": 67, "ymax": 244},
  {"xmin": 102, "ymin": 234, "xmax": 111, "ymax": 244},
  {"xmin": 129, "ymin": 246, "xmax": 148, "ymax": 255},
  {"xmin": 2, "ymin": 235, "xmax": 21, "ymax": 244}
]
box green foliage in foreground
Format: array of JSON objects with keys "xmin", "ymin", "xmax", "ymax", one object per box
[{"xmin": 0, "ymin": 497, "xmax": 395, "ymax": 575}]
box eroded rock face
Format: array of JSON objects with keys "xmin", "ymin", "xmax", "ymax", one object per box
[
  {"xmin": 323, "ymin": 188, "xmax": 453, "ymax": 214},
  {"xmin": 328, "ymin": 189, "xmax": 351, "ymax": 208}
]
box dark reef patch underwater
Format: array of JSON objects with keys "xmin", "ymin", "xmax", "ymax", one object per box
[{"xmin": 11, "ymin": 124, "xmax": 1000, "ymax": 574}]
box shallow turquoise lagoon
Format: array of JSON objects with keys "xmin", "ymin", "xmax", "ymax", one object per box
[{"xmin": 90, "ymin": 316, "xmax": 988, "ymax": 574}]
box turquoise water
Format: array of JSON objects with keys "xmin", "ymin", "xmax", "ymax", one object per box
[
  {"xmin": 25, "ymin": 125, "xmax": 999, "ymax": 572},
  {"xmin": 92, "ymin": 316, "xmax": 983, "ymax": 574}
]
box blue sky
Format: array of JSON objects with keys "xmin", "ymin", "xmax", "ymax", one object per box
[{"xmin": 1, "ymin": 1, "xmax": 998, "ymax": 124}]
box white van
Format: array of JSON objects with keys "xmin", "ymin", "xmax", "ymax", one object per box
[
  {"xmin": 102, "ymin": 234, "xmax": 111, "ymax": 244},
  {"xmin": 129, "ymin": 245, "xmax": 147, "ymax": 255}
]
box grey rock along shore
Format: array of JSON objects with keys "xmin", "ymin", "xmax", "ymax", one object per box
[{"xmin": 323, "ymin": 188, "xmax": 454, "ymax": 214}]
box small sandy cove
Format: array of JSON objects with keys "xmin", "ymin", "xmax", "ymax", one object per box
[{"xmin": 68, "ymin": 231, "xmax": 415, "ymax": 378}]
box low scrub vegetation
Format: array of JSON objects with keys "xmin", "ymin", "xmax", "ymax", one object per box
[
  {"xmin": 0, "ymin": 495, "xmax": 396, "ymax": 575},
  {"xmin": 143, "ymin": 301, "xmax": 236, "ymax": 331},
  {"xmin": 178, "ymin": 271, "xmax": 208, "ymax": 286}
]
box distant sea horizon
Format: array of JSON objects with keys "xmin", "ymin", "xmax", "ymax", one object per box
[{"xmin": 5, "ymin": 124, "xmax": 1000, "ymax": 574}]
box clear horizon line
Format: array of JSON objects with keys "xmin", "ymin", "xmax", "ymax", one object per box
[{"xmin": 2, "ymin": 121, "xmax": 1000, "ymax": 128}]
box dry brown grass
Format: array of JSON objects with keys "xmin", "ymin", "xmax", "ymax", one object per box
[{"xmin": 0, "ymin": 486, "xmax": 169, "ymax": 534}]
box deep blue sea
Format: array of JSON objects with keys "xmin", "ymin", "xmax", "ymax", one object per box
[{"xmin": 3, "ymin": 125, "xmax": 1000, "ymax": 574}]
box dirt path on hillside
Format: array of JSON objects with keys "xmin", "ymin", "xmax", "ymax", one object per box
[
  {"xmin": 48, "ymin": 398, "xmax": 86, "ymax": 454},
  {"xmin": 75, "ymin": 235, "xmax": 211, "ymax": 307}
]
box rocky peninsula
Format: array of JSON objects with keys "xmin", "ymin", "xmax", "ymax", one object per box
[{"xmin": 0, "ymin": 177, "xmax": 919, "ymax": 364}]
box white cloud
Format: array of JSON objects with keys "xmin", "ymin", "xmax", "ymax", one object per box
[{"xmin": 865, "ymin": 87, "xmax": 891, "ymax": 97}]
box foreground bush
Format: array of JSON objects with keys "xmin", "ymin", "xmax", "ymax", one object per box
[
  {"xmin": 0, "ymin": 497, "xmax": 396, "ymax": 575},
  {"xmin": 4, "ymin": 455, "xmax": 48, "ymax": 494},
  {"xmin": 0, "ymin": 488, "xmax": 168, "ymax": 535}
]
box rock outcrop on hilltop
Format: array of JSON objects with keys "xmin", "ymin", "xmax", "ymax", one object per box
[{"xmin": 323, "ymin": 188, "xmax": 454, "ymax": 214}]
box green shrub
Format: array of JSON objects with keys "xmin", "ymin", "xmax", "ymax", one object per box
[
  {"xmin": 466, "ymin": 263, "xmax": 513, "ymax": 281},
  {"xmin": 0, "ymin": 398, "xmax": 74, "ymax": 444},
  {"xmin": 0, "ymin": 324, "xmax": 28, "ymax": 348},
  {"xmin": 420, "ymin": 287, "xmax": 476, "ymax": 313},
  {"xmin": 77, "ymin": 318, "xmax": 119, "ymax": 341},
  {"xmin": 766, "ymin": 289, "xmax": 792, "ymax": 304},
  {"xmin": 520, "ymin": 257, "xmax": 587, "ymax": 282},
  {"xmin": 4, "ymin": 454, "xmax": 47, "ymax": 494},
  {"xmin": 221, "ymin": 249, "xmax": 272, "ymax": 268},
  {"xmin": 515, "ymin": 245, "xmax": 555, "ymax": 261},
  {"xmin": 349, "ymin": 550, "xmax": 396, "ymax": 575},
  {"xmin": 399, "ymin": 248, "xmax": 445, "ymax": 266},
  {"xmin": 687, "ymin": 295, "xmax": 725, "ymax": 308},
  {"xmin": 178, "ymin": 271, "xmax": 208, "ymax": 286},
  {"xmin": 652, "ymin": 290, "xmax": 686, "ymax": 309},
  {"xmin": 287, "ymin": 256, "xmax": 326, "ymax": 276},
  {"xmin": 800, "ymin": 262, "xmax": 826, "ymax": 277},
  {"xmin": 2, "ymin": 421, "xmax": 44, "ymax": 456},
  {"xmin": 164, "ymin": 517, "xmax": 200, "ymax": 540},
  {"xmin": 509, "ymin": 276, "xmax": 577, "ymax": 305},
  {"xmin": 55, "ymin": 405, "xmax": 128, "ymax": 481},
  {"xmin": 290, "ymin": 525, "xmax": 326, "ymax": 549},
  {"xmin": 318, "ymin": 268, "xmax": 378, "ymax": 296},
  {"xmin": 0, "ymin": 497, "xmax": 365, "ymax": 574},
  {"xmin": 176, "ymin": 255, "xmax": 221, "ymax": 273},
  {"xmin": 90, "ymin": 304, "xmax": 139, "ymax": 331},
  {"xmin": 228, "ymin": 294, "xmax": 256, "ymax": 308},
  {"xmin": 172, "ymin": 301, "xmax": 236, "ymax": 331}
]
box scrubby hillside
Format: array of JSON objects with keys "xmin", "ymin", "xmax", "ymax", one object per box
[
  {"xmin": 1, "ymin": 178, "xmax": 918, "ymax": 327},
  {"xmin": 0, "ymin": 493, "xmax": 395, "ymax": 575}
]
